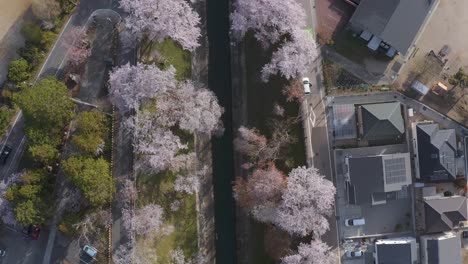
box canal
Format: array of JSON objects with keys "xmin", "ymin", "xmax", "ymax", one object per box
[{"xmin": 206, "ymin": 0, "xmax": 237, "ymax": 264}]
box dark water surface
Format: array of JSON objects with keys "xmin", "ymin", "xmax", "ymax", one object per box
[{"xmin": 206, "ymin": 0, "xmax": 237, "ymax": 263}]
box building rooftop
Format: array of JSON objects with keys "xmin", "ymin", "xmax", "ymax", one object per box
[
  {"xmin": 349, "ymin": 0, "xmax": 436, "ymax": 55},
  {"xmin": 416, "ymin": 123, "xmax": 457, "ymax": 182},
  {"xmin": 421, "ymin": 232, "xmax": 462, "ymax": 264},
  {"xmin": 347, "ymin": 153, "xmax": 411, "ymax": 205},
  {"xmin": 360, "ymin": 102, "xmax": 404, "ymax": 141},
  {"xmin": 375, "ymin": 237, "xmax": 418, "ymax": 264},
  {"xmin": 424, "ymin": 196, "xmax": 468, "ymax": 233}
]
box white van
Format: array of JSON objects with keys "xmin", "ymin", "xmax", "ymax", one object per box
[
  {"xmin": 302, "ymin": 77, "xmax": 311, "ymax": 94},
  {"xmin": 345, "ymin": 217, "xmax": 365, "ymax": 226}
]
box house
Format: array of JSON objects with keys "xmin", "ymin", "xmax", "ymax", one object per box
[
  {"xmin": 424, "ymin": 196, "xmax": 468, "ymax": 233},
  {"xmin": 420, "ymin": 232, "xmax": 462, "ymax": 264},
  {"xmin": 415, "ymin": 123, "xmax": 457, "ymax": 182},
  {"xmin": 346, "ymin": 152, "xmax": 411, "ymax": 205},
  {"xmin": 374, "ymin": 237, "xmax": 418, "ymax": 264},
  {"xmin": 357, "ymin": 102, "xmax": 405, "ymax": 142},
  {"xmin": 348, "ymin": 0, "xmax": 438, "ymax": 56}
]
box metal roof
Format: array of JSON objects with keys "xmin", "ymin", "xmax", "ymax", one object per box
[
  {"xmin": 424, "ymin": 196, "xmax": 468, "ymax": 233},
  {"xmin": 376, "ymin": 243, "xmax": 412, "ymax": 264},
  {"xmin": 360, "ymin": 102, "xmax": 404, "ymax": 141},
  {"xmin": 348, "ymin": 153, "xmax": 411, "ymax": 205},
  {"xmin": 423, "ymin": 233, "xmax": 462, "ymax": 264},
  {"xmin": 416, "ymin": 123, "xmax": 457, "ymax": 182},
  {"xmin": 349, "ymin": 0, "xmax": 436, "ymax": 55}
]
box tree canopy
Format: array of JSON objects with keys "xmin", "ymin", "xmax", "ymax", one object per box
[
  {"xmin": 8, "ymin": 58, "xmax": 30, "ymax": 83},
  {"xmin": 62, "ymin": 156, "xmax": 115, "ymax": 207},
  {"xmin": 72, "ymin": 111, "xmax": 108, "ymax": 155},
  {"xmin": 14, "ymin": 77, "xmax": 75, "ymax": 129}
]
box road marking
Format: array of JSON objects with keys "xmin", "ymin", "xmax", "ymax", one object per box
[
  {"xmin": 37, "ymin": 15, "xmax": 74, "ymax": 81},
  {"xmin": 0, "ymin": 111, "xmax": 22, "ymax": 151},
  {"xmin": 304, "ymin": 98, "xmax": 315, "ymax": 167},
  {"xmin": 5, "ymin": 136, "xmax": 26, "ymax": 177}
]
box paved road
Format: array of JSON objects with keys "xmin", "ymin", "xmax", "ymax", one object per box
[
  {"xmin": 298, "ymin": 0, "xmax": 340, "ymax": 253},
  {"xmin": 0, "ymin": 226, "xmax": 50, "ymax": 264}
]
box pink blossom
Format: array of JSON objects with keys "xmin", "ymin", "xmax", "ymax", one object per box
[
  {"xmin": 120, "ymin": 0, "xmax": 201, "ymax": 51},
  {"xmin": 231, "ymin": 0, "xmax": 306, "ymax": 45},
  {"xmin": 275, "ymin": 166, "xmax": 336, "ymax": 236},
  {"xmin": 282, "ymin": 239, "xmax": 336, "ymax": 264},
  {"xmin": 261, "ymin": 30, "xmax": 318, "ymax": 81}
]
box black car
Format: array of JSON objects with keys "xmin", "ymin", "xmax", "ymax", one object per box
[{"xmin": 0, "ymin": 145, "xmax": 12, "ymax": 165}]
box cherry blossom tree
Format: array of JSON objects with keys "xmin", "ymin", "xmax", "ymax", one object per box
[
  {"xmin": 170, "ymin": 152, "xmax": 196, "ymax": 172},
  {"xmin": 283, "ymin": 78, "xmax": 305, "ymax": 102},
  {"xmin": 233, "ymin": 163, "xmax": 285, "ymax": 213},
  {"xmin": 0, "ymin": 172, "xmax": 22, "ymax": 226},
  {"xmin": 230, "ymin": 0, "xmax": 306, "ymax": 45},
  {"xmin": 130, "ymin": 203, "xmax": 164, "ymax": 236},
  {"xmin": 275, "ymin": 166, "xmax": 336, "ymax": 236},
  {"xmin": 174, "ymin": 166, "xmax": 207, "ymax": 195},
  {"xmin": 113, "ymin": 243, "xmax": 158, "ymax": 264},
  {"xmin": 117, "ymin": 179, "xmax": 138, "ymax": 207},
  {"xmin": 234, "ymin": 120, "xmax": 296, "ymax": 166},
  {"xmin": 119, "ymin": 0, "xmax": 201, "ymax": 51},
  {"xmin": 74, "ymin": 210, "xmax": 112, "ymax": 244},
  {"xmin": 62, "ymin": 26, "xmax": 91, "ymax": 68},
  {"xmin": 155, "ymin": 81, "xmax": 224, "ymax": 135},
  {"xmin": 261, "ymin": 30, "xmax": 318, "ymax": 82},
  {"xmin": 128, "ymin": 112, "xmax": 187, "ymax": 173},
  {"xmin": 171, "ymin": 248, "xmax": 191, "ymax": 264},
  {"xmin": 108, "ymin": 63, "xmax": 177, "ymax": 112},
  {"xmin": 281, "ymin": 240, "xmax": 336, "ymax": 264},
  {"xmin": 233, "ymin": 126, "xmax": 267, "ymax": 162}
]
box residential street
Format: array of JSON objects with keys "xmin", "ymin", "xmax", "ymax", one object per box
[{"xmin": 298, "ymin": 0, "xmax": 340, "ymax": 255}]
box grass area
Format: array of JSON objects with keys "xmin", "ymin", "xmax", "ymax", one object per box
[
  {"xmin": 137, "ymin": 170, "xmax": 198, "ymax": 263},
  {"xmin": 331, "ymin": 30, "xmax": 391, "ymax": 65},
  {"xmin": 141, "ymin": 39, "xmax": 191, "ymax": 81}
]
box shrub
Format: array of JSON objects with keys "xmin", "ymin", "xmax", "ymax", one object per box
[
  {"xmin": 21, "ymin": 22, "xmax": 43, "ymax": 46},
  {"xmin": 8, "ymin": 58, "xmax": 30, "ymax": 83},
  {"xmin": 29, "ymin": 143, "xmax": 59, "ymax": 166},
  {"xmin": 0, "ymin": 106, "xmax": 15, "ymax": 134},
  {"xmin": 41, "ymin": 31, "xmax": 57, "ymax": 49},
  {"xmin": 17, "ymin": 42, "xmax": 42, "ymax": 65}
]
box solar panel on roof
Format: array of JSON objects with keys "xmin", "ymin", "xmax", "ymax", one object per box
[{"xmin": 384, "ymin": 157, "xmax": 407, "ymax": 184}]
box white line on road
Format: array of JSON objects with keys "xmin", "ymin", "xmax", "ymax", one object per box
[
  {"xmin": 37, "ymin": 15, "xmax": 74, "ymax": 81},
  {"xmin": 5, "ymin": 136, "xmax": 26, "ymax": 176},
  {"xmin": 0, "ymin": 111, "xmax": 22, "ymax": 152}
]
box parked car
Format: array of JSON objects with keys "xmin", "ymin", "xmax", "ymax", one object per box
[
  {"xmin": 30, "ymin": 225, "xmax": 41, "ymax": 240},
  {"xmin": 302, "ymin": 77, "xmax": 311, "ymax": 94},
  {"xmin": 345, "ymin": 217, "xmax": 365, "ymax": 226},
  {"xmin": 0, "ymin": 248, "xmax": 5, "ymax": 257},
  {"xmin": 83, "ymin": 245, "xmax": 98, "ymax": 258},
  {"xmin": 345, "ymin": 249, "xmax": 363, "ymax": 258},
  {"xmin": 0, "ymin": 145, "xmax": 12, "ymax": 165}
]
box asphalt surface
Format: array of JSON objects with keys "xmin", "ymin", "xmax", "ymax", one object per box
[{"xmin": 298, "ymin": 0, "xmax": 340, "ymax": 254}]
